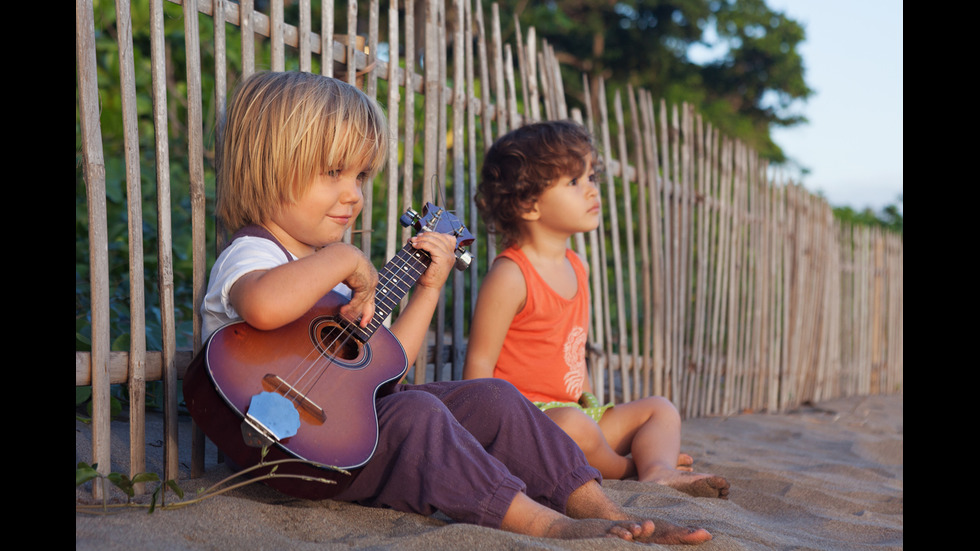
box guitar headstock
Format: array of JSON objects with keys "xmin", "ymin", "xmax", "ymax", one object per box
[{"xmin": 399, "ymin": 202, "xmax": 475, "ymax": 271}]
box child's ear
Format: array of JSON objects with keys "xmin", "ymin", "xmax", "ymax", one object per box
[{"xmin": 520, "ymin": 200, "xmax": 541, "ymax": 221}]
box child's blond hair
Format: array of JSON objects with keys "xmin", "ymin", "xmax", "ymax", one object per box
[{"xmin": 217, "ymin": 71, "xmax": 388, "ymax": 232}]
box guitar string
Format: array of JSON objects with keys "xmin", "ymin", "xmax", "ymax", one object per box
[
  {"xmin": 265, "ymin": 225, "xmax": 436, "ymax": 413},
  {"xmin": 304, "ymin": 249, "xmax": 428, "ymax": 392},
  {"xmin": 268, "ymin": 244, "xmax": 429, "ymax": 408},
  {"xmin": 261, "ymin": 207, "xmax": 465, "ymax": 414}
]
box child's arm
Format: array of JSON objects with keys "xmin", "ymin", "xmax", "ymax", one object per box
[
  {"xmin": 388, "ymin": 231, "xmax": 459, "ymax": 364},
  {"xmin": 462, "ymin": 256, "xmax": 526, "ymax": 380},
  {"xmin": 229, "ymin": 241, "xmax": 378, "ymax": 331}
]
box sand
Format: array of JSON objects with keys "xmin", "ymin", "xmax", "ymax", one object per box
[{"xmin": 76, "ymin": 393, "xmax": 902, "ymax": 550}]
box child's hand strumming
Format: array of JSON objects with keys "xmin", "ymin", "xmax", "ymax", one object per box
[{"xmin": 337, "ymin": 244, "xmax": 380, "ymax": 328}]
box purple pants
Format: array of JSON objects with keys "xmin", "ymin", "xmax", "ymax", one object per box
[{"xmin": 333, "ymin": 378, "xmax": 601, "ymax": 528}]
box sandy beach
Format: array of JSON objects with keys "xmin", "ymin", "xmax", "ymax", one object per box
[{"xmin": 76, "ymin": 392, "xmax": 902, "ymax": 550}]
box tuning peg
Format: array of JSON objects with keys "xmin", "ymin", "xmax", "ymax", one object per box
[
  {"xmin": 454, "ymin": 249, "xmax": 472, "ymax": 271},
  {"xmin": 399, "ymin": 208, "xmax": 419, "ymax": 228}
]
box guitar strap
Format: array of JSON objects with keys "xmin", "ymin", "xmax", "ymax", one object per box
[{"xmin": 232, "ymin": 224, "xmax": 293, "ymax": 263}]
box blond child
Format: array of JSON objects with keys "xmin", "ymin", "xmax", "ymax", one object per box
[
  {"xmin": 464, "ymin": 120, "xmax": 729, "ymax": 499},
  {"xmin": 195, "ymin": 72, "xmax": 713, "ymax": 543}
]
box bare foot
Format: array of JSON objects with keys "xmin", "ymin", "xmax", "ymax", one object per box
[
  {"xmin": 677, "ymin": 452, "xmax": 694, "ymax": 472},
  {"xmin": 562, "ymin": 481, "xmax": 713, "ymax": 544},
  {"xmin": 637, "ymin": 517, "xmax": 713, "ymax": 545},
  {"xmin": 642, "ymin": 468, "xmax": 730, "ymax": 499},
  {"xmin": 545, "ymin": 517, "xmax": 657, "ymax": 541}
]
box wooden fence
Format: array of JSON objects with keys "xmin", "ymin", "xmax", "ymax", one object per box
[{"xmin": 76, "ymin": 0, "xmax": 903, "ymax": 497}]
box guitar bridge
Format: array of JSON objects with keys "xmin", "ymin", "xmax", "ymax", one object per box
[
  {"xmin": 241, "ymin": 390, "xmax": 301, "ymax": 447},
  {"xmin": 262, "ymin": 374, "xmax": 327, "ymax": 423}
]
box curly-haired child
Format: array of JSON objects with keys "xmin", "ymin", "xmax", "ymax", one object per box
[{"xmin": 464, "ymin": 120, "xmax": 729, "ymax": 499}]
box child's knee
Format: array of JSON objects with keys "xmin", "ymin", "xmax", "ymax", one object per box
[
  {"xmin": 467, "ymin": 378, "xmax": 527, "ymax": 409},
  {"xmin": 643, "ymin": 396, "xmax": 681, "ymax": 422}
]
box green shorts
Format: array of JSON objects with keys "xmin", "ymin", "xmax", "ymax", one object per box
[{"xmin": 533, "ymin": 392, "xmax": 613, "ymax": 423}]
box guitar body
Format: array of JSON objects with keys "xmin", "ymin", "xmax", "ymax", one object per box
[{"xmin": 183, "ymin": 290, "xmax": 407, "ymax": 500}]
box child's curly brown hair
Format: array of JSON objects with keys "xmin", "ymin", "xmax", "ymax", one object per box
[{"xmin": 476, "ymin": 120, "xmax": 599, "ymax": 248}]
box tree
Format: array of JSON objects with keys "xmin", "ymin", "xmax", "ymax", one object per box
[
  {"xmin": 493, "ymin": 0, "xmax": 812, "ymax": 164},
  {"xmin": 833, "ymin": 195, "xmax": 903, "ymax": 234}
]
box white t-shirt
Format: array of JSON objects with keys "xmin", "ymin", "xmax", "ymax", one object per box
[
  {"xmin": 202, "ymin": 234, "xmax": 354, "ymax": 339},
  {"xmin": 201, "ymin": 236, "xmax": 294, "ymax": 339}
]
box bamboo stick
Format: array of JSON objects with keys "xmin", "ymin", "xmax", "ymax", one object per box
[
  {"xmin": 177, "ymin": 0, "xmax": 208, "ymax": 484},
  {"xmin": 298, "ymin": 0, "xmax": 311, "ymax": 72},
  {"xmin": 512, "ymin": 18, "xmax": 530, "ymax": 122},
  {"xmin": 107, "ymin": 0, "xmax": 149, "ymax": 493},
  {"xmin": 686, "ymin": 115, "xmax": 708, "ymax": 417},
  {"xmin": 628, "ymin": 86, "xmax": 652, "ymax": 400},
  {"xmin": 770, "ymin": 179, "xmax": 786, "ymax": 412},
  {"xmin": 474, "ymin": 0, "xmax": 493, "ymax": 150},
  {"xmin": 616, "ymin": 91, "xmax": 641, "ymax": 401},
  {"xmin": 77, "ymin": 0, "xmax": 111, "ymax": 499},
  {"xmin": 490, "ymin": 3, "xmax": 506, "ymax": 137},
  {"xmin": 385, "ymin": 0, "xmax": 401, "ymax": 264},
  {"xmin": 580, "ymin": 75, "xmax": 607, "ymax": 404},
  {"xmin": 642, "ymin": 91, "xmax": 666, "ymax": 398},
  {"xmin": 451, "ymin": 0, "xmax": 467, "ymax": 379},
  {"xmin": 422, "ymin": 0, "xmax": 440, "ymax": 379},
  {"xmin": 537, "ymin": 44, "xmax": 553, "ymax": 122},
  {"xmin": 604, "ymin": 86, "xmax": 630, "ymax": 401},
  {"xmin": 241, "ymin": 0, "xmax": 255, "ymax": 77},
  {"xmin": 320, "ymin": 0, "xmax": 332, "ymax": 77},
  {"xmin": 465, "ymin": 0, "xmax": 481, "ymax": 319},
  {"xmin": 268, "ymin": 0, "xmax": 281, "ymax": 70},
  {"xmin": 721, "ymin": 141, "xmax": 744, "ymax": 414},
  {"xmin": 525, "ymin": 27, "xmax": 539, "ymax": 122},
  {"xmin": 366, "ymin": 0, "xmax": 380, "ymax": 96},
  {"xmin": 434, "ymin": 0, "xmax": 448, "ymax": 381},
  {"xmin": 504, "ymin": 44, "xmax": 519, "ymax": 129},
  {"xmin": 677, "ymin": 103, "xmax": 692, "ymax": 410},
  {"xmin": 147, "ymin": 0, "xmax": 178, "ymax": 486}
]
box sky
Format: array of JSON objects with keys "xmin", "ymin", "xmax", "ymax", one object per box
[{"xmin": 764, "ymin": 0, "xmax": 904, "ymax": 213}]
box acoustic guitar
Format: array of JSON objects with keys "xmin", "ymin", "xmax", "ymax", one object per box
[{"xmin": 182, "ymin": 203, "xmax": 474, "ymax": 499}]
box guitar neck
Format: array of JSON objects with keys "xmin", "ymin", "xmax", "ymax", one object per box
[{"xmin": 347, "ymin": 241, "xmax": 431, "ymax": 342}]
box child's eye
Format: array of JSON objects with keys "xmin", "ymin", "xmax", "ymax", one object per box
[
  {"xmin": 326, "ymin": 169, "xmax": 340, "ymax": 178},
  {"xmin": 357, "ymin": 172, "xmax": 369, "ymax": 184}
]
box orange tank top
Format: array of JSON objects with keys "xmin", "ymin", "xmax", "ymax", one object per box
[{"xmin": 493, "ymin": 247, "xmax": 590, "ymax": 403}]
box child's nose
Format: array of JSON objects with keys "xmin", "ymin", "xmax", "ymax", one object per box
[
  {"xmin": 585, "ymin": 178, "xmax": 599, "ymax": 196},
  {"xmin": 340, "ymin": 177, "xmax": 363, "ymax": 203}
]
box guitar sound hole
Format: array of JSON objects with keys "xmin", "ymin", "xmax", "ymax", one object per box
[{"xmin": 313, "ymin": 320, "xmax": 363, "ymax": 362}]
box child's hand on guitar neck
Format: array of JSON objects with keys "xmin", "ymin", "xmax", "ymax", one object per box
[
  {"xmin": 337, "ymin": 244, "xmax": 380, "ymax": 329},
  {"xmin": 410, "ymin": 231, "xmax": 458, "ymax": 293}
]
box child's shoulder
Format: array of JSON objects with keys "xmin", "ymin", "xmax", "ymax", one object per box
[
  {"xmin": 483, "ymin": 250, "xmax": 528, "ymax": 292},
  {"xmin": 488, "ymin": 250, "xmax": 526, "ymax": 281},
  {"xmin": 218, "ymin": 234, "xmax": 290, "ymax": 262},
  {"xmin": 209, "ymin": 235, "xmax": 293, "ymax": 287}
]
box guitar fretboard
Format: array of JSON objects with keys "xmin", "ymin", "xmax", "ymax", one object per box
[{"xmin": 346, "ymin": 242, "xmax": 431, "ymax": 342}]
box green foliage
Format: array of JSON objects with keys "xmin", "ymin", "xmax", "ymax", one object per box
[
  {"xmin": 833, "ymin": 194, "xmax": 903, "ymax": 234},
  {"xmin": 491, "ymin": 0, "xmax": 812, "ymax": 165},
  {"xmin": 77, "ymin": 0, "xmax": 221, "ymax": 354},
  {"xmin": 76, "ymin": 461, "xmax": 176, "ymax": 513},
  {"xmin": 75, "ymin": 386, "xmax": 123, "ymax": 423}
]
